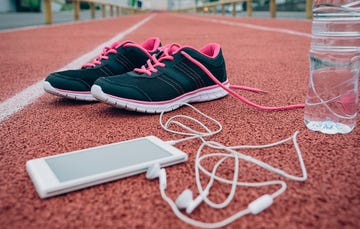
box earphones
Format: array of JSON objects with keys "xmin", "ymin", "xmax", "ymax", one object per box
[
  {"xmin": 175, "ymin": 188, "xmax": 210, "ymax": 214},
  {"xmin": 145, "ymin": 103, "xmax": 307, "ymax": 228},
  {"xmin": 146, "ymin": 163, "xmax": 210, "ymax": 214},
  {"xmin": 145, "ymin": 158, "xmax": 280, "ymax": 228}
]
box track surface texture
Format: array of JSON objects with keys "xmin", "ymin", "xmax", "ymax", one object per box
[{"xmin": 1, "ymin": 13, "xmax": 359, "ymax": 229}]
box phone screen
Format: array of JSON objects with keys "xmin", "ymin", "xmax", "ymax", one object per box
[{"xmin": 45, "ymin": 138, "xmax": 173, "ymax": 182}]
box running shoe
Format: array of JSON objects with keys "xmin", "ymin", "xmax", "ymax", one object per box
[
  {"xmin": 91, "ymin": 43, "xmax": 229, "ymax": 113},
  {"xmin": 44, "ymin": 37, "xmax": 162, "ymax": 101}
]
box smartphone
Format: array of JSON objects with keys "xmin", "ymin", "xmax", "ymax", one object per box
[{"xmin": 26, "ymin": 136, "xmax": 187, "ymax": 198}]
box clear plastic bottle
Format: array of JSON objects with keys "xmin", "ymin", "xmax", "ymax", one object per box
[{"xmin": 304, "ymin": 0, "xmax": 360, "ymax": 134}]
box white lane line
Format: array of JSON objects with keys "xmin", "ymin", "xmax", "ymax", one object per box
[
  {"xmin": 0, "ymin": 14, "xmax": 144, "ymax": 34},
  {"xmin": 0, "ymin": 14, "xmax": 155, "ymax": 123},
  {"xmin": 176, "ymin": 14, "xmax": 312, "ymax": 38}
]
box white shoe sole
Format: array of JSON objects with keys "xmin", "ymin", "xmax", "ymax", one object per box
[
  {"xmin": 43, "ymin": 81, "xmax": 98, "ymax": 101},
  {"xmin": 91, "ymin": 82, "xmax": 229, "ymax": 113}
]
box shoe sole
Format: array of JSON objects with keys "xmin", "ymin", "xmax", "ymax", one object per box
[
  {"xmin": 43, "ymin": 81, "xmax": 98, "ymax": 101},
  {"xmin": 91, "ymin": 82, "xmax": 230, "ymax": 113}
]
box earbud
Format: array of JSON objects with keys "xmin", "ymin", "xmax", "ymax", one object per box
[
  {"xmin": 146, "ymin": 163, "xmax": 167, "ymax": 189},
  {"xmin": 175, "ymin": 189, "xmax": 193, "ymax": 209},
  {"xmin": 146, "ymin": 163, "xmax": 161, "ymax": 180},
  {"xmin": 175, "ymin": 188, "xmax": 209, "ymax": 214}
]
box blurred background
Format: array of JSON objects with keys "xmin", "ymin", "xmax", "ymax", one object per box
[
  {"xmin": 0, "ymin": 0, "xmax": 308, "ymax": 30},
  {"xmin": 0, "ymin": 0, "xmax": 306, "ymax": 13}
]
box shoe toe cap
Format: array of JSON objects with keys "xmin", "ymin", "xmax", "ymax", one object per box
[{"xmin": 45, "ymin": 72, "xmax": 91, "ymax": 91}]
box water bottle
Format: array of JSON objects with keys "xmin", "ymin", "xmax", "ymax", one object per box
[{"xmin": 304, "ymin": 0, "xmax": 360, "ymax": 134}]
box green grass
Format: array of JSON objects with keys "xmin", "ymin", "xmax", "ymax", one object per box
[{"xmin": 61, "ymin": 4, "xmax": 73, "ymax": 11}]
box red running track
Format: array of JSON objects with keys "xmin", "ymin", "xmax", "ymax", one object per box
[{"xmin": 0, "ymin": 12, "xmax": 359, "ymax": 229}]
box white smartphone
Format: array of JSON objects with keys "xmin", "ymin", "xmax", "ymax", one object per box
[{"xmin": 26, "ymin": 136, "xmax": 187, "ymax": 199}]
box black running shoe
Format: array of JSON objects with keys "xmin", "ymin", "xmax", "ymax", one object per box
[
  {"xmin": 91, "ymin": 43, "xmax": 229, "ymax": 113},
  {"xmin": 44, "ymin": 37, "xmax": 162, "ymax": 101}
]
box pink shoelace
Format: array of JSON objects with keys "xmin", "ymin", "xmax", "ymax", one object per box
[
  {"xmin": 82, "ymin": 41, "xmax": 155, "ymax": 69},
  {"xmin": 136, "ymin": 44, "xmax": 305, "ymax": 111},
  {"xmin": 134, "ymin": 44, "xmax": 179, "ymax": 76},
  {"xmin": 181, "ymin": 51, "xmax": 305, "ymax": 111},
  {"xmin": 82, "ymin": 42, "xmax": 121, "ymax": 68}
]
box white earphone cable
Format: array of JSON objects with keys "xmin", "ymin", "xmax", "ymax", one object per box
[
  {"xmin": 159, "ymin": 187, "xmax": 252, "ymax": 229},
  {"xmin": 155, "ymin": 103, "xmax": 307, "ymax": 228}
]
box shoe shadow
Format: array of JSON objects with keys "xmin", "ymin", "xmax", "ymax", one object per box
[
  {"xmin": 45, "ymin": 97, "xmax": 158, "ymax": 117},
  {"xmin": 47, "ymin": 97, "xmax": 98, "ymax": 107},
  {"xmin": 98, "ymin": 106, "xmax": 157, "ymax": 118}
]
